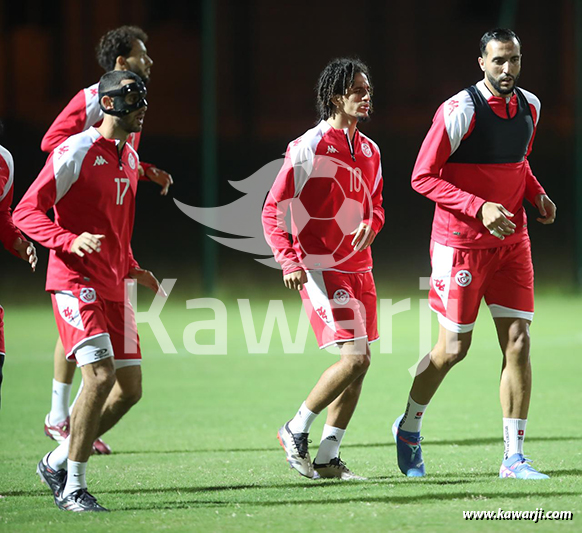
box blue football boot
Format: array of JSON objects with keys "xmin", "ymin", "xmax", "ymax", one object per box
[
  {"xmin": 392, "ymin": 414, "xmax": 425, "ymax": 477},
  {"xmin": 499, "ymin": 453, "xmax": 549, "ymax": 479}
]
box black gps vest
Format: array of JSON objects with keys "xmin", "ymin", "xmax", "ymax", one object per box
[{"xmin": 447, "ymin": 85, "xmax": 534, "ymax": 165}]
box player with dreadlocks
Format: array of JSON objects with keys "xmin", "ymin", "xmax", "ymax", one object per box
[{"xmin": 262, "ymin": 58, "xmax": 384, "ymax": 480}]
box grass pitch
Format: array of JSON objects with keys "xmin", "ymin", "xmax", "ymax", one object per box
[{"xmin": 0, "ymin": 287, "xmax": 580, "ymax": 531}]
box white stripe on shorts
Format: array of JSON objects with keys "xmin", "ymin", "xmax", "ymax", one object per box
[
  {"xmin": 304, "ymin": 270, "xmax": 337, "ymax": 332},
  {"xmin": 431, "ymin": 242, "xmax": 454, "ymax": 310},
  {"xmin": 489, "ymin": 304, "xmax": 534, "ymax": 321},
  {"xmin": 54, "ymin": 290, "xmax": 84, "ymax": 331}
]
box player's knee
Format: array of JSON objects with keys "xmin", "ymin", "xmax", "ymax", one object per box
[
  {"xmin": 85, "ymin": 365, "xmax": 116, "ymax": 394},
  {"xmin": 116, "ymin": 379, "xmax": 142, "ymax": 407},
  {"xmin": 125, "ymin": 384, "xmax": 142, "ymax": 406},
  {"xmin": 506, "ymin": 329, "xmax": 530, "ymax": 363},
  {"xmin": 346, "ymin": 353, "xmax": 371, "ymax": 376},
  {"xmin": 433, "ymin": 343, "xmax": 470, "ymax": 368}
]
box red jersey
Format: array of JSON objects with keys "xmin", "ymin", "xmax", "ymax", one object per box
[
  {"xmin": 14, "ymin": 127, "xmax": 140, "ymax": 301},
  {"xmin": 412, "ymin": 80, "xmax": 546, "ymax": 249},
  {"xmin": 0, "ymin": 145, "xmax": 23, "ymax": 256},
  {"xmin": 41, "ymin": 82, "xmax": 152, "ymax": 174},
  {"xmin": 262, "ymin": 120, "xmax": 384, "ymax": 275}
]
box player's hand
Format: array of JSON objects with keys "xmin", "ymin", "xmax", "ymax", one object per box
[
  {"xmin": 71, "ymin": 233, "xmax": 105, "ymax": 257},
  {"xmin": 534, "ymin": 194, "xmax": 557, "ymax": 224},
  {"xmin": 350, "ymin": 222, "xmax": 376, "ymax": 251},
  {"xmin": 13, "ymin": 237, "xmax": 37, "ymax": 271},
  {"xmin": 145, "ymin": 166, "xmax": 173, "ymax": 196},
  {"xmin": 129, "ymin": 267, "xmax": 168, "ymax": 297},
  {"xmin": 477, "ymin": 202, "xmax": 516, "ymax": 240},
  {"xmin": 283, "ymin": 270, "xmax": 307, "ymax": 291}
]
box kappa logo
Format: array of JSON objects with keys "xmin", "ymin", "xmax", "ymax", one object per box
[
  {"xmin": 333, "ymin": 289, "xmax": 350, "ymax": 306},
  {"xmin": 127, "ymin": 153, "xmax": 136, "ymax": 170},
  {"xmin": 80, "ymin": 288, "xmax": 96, "ymax": 303},
  {"xmin": 58, "ymin": 145, "xmax": 69, "ymax": 157},
  {"xmin": 361, "ymin": 143, "xmax": 373, "ymax": 158},
  {"xmin": 326, "ymin": 145, "xmax": 339, "ymax": 154},
  {"xmin": 448, "ymin": 99, "xmax": 459, "ymax": 116},
  {"xmin": 90, "ymin": 87, "xmax": 98, "ymax": 97},
  {"xmin": 316, "ymin": 306, "xmax": 329, "ymax": 322},
  {"xmin": 455, "ymin": 270, "xmax": 472, "ymax": 287},
  {"xmin": 94, "ymin": 156, "xmax": 108, "ymax": 166},
  {"xmin": 63, "ymin": 307, "xmax": 73, "ymax": 320},
  {"xmin": 434, "ymin": 279, "xmax": 446, "ymax": 292}
]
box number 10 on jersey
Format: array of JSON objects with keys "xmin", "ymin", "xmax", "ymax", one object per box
[{"xmin": 115, "ymin": 178, "xmax": 130, "ymax": 205}]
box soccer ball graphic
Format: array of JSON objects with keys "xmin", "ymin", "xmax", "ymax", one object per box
[{"xmin": 277, "ymin": 155, "xmax": 372, "ymax": 270}]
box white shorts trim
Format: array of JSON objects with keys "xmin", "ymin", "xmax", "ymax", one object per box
[
  {"xmin": 74, "ymin": 334, "xmax": 114, "ymax": 367},
  {"xmin": 434, "ymin": 309, "xmax": 476, "ymax": 334},
  {"xmin": 66, "ymin": 333, "xmax": 111, "ymax": 361},
  {"xmin": 115, "ymin": 358, "xmax": 142, "ymax": 369},
  {"xmin": 489, "ymin": 304, "xmax": 534, "ymax": 321},
  {"xmin": 319, "ymin": 334, "xmax": 369, "ymax": 350}
]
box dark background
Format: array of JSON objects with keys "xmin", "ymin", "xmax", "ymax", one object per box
[{"xmin": 0, "ymin": 0, "xmax": 578, "ymax": 299}]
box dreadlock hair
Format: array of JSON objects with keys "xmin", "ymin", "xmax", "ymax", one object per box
[
  {"xmin": 316, "ymin": 58, "xmax": 372, "ymax": 121},
  {"xmin": 96, "ymin": 26, "xmax": 149, "ymax": 71},
  {"xmin": 480, "ymin": 28, "xmax": 521, "ymax": 56}
]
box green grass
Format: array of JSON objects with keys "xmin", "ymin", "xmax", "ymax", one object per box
[{"xmin": 0, "ymin": 288, "xmax": 581, "ymax": 531}]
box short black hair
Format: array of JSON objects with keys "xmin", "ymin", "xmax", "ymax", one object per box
[
  {"xmin": 316, "ymin": 58, "xmax": 372, "ymax": 121},
  {"xmin": 480, "ymin": 28, "xmax": 521, "ymax": 56},
  {"xmin": 98, "ymin": 70, "xmax": 142, "ymax": 98},
  {"xmin": 96, "ymin": 26, "xmax": 148, "ymax": 71}
]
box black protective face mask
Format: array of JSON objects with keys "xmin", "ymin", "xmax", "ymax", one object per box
[{"xmin": 100, "ymin": 80, "xmax": 148, "ymax": 117}]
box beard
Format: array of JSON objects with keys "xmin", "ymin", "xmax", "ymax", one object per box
[
  {"xmin": 487, "ymin": 71, "xmax": 520, "ymax": 95},
  {"xmin": 117, "ymin": 113, "xmax": 143, "ymax": 133}
]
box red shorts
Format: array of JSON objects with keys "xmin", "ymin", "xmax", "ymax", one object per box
[
  {"xmin": 0, "ymin": 306, "xmax": 5, "ymax": 355},
  {"xmin": 429, "ymin": 239, "xmax": 534, "ymax": 333},
  {"xmin": 51, "ymin": 288, "xmax": 141, "ymax": 366},
  {"xmin": 299, "ymin": 270, "xmax": 378, "ymax": 349}
]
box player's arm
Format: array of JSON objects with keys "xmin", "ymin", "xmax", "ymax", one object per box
[
  {"xmin": 413, "ymin": 101, "xmax": 517, "ymax": 239},
  {"xmin": 353, "ymin": 159, "xmax": 385, "ymax": 252},
  {"xmin": 41, "ymin": 90, "xmax": 89, "ymax": 153},
  {"xmin": 139, "ymin": 162, "xmax": 174, "ymax": 195},
  {"xmin": 262, "ymin": 151, "xmax": 306, "ymax": 290},
  {"xmin": 13, "ymin": 153, "xmax": 100, "ymax": 255},
  {"xmin": 0, "ymin": 157, "xmax": 37, "ymax": 270},
  {"xmin": 521, "ymin": 102, "xmax": 557, "ymax": 225},
  {"xmin": 127, "ymin": 246, "xmax": 167, "ymax": 296},
  {"xmin": 411, "ymin": 103, "xmax": 487, "ymax": 218}
]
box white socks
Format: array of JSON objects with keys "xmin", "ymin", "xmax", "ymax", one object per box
[
  {"xmin": 503, "ymin": 418, "xmax": 527, "ymax": 460},
  {"xmin": 314, "ymin": 425, "xmax": 345, "ymax": 464},
  {"xmin": 49, "ymin": 380, "xmax": 72, "ymax": 425},
  {"xmin": 399, "ymin": 395, "xmax": 428, "ymax": 433},
  {"xmin": 288, "ymin": 402, "xmax": 318, "ymax": 434},
  {"xmin": 47, "ymin": 437, "xmax": 70, "ymax": 471},
  {"xmin": 62, "ymin": 460, "xmax": 87, "ymax": 498}
]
